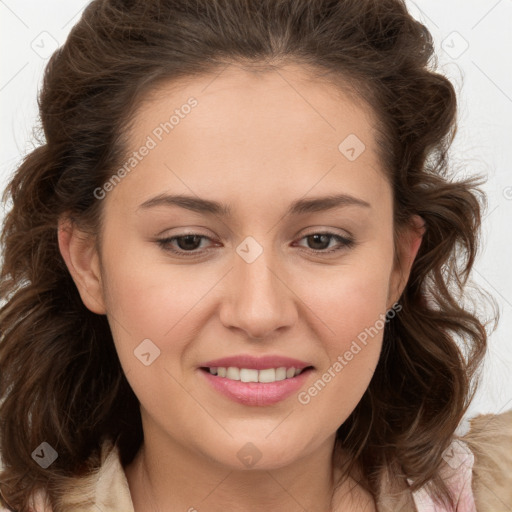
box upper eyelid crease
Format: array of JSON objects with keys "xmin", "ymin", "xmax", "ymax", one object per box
[
  {"xmin": 157, "ymin": 232, "xmax": 355, "ymax": 256},
  {"xmin": 138, "ymin": 193, "xmax": 371, "ymax": 217}
]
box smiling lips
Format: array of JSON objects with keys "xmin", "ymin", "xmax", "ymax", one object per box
[
  {"xmin": 199, "ymin": 354, "xmax": 314, "ymax": 406},
  {"xmin": 207, "ymin": 366, "xmax": 304, "ymax": 382}
]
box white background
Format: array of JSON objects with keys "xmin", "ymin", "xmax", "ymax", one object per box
[{"xmin": 1, "ymin": 0, "xmax": 511, "ymax": 425}]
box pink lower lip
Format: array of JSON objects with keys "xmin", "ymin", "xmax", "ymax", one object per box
[{"xmin": 199, "ymin": 368, "xmax": 313, "ymax": 406}]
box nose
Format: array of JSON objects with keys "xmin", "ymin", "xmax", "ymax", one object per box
[{"xmin": 219, "ymin": 242, "xmax": 298, "ymax": 340}]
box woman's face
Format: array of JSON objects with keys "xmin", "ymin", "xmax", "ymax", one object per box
[{"xmin": 62, "ymin": 63, "xmax": 421, "ymax": 470}]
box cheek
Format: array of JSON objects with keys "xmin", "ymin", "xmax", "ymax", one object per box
[
  {"xmin": 296, "ymin": 250, "xmax": 393, "ymax": 349},
  {"xmin": 104, "ymin": 260, "xmax": 207, "ymax": 334},
  {"xmin": 98, "ymin": 239, "xmax": 216, "ymax": 375},
  {"xmin": 100, "ymin": 249, "xmax": 214, "ymax": 425},
  {"xmin": 292, "ymin": 251, "xmax": 394, "ymax": 424},
  {"xmin": 295, "ymin": 286, "xmax": 387, "ymax": 434}
]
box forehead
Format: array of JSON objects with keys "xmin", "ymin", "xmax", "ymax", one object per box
[
  {"xmin": 110, "ymin": 62, "xmax": 389, "ymax": 216},
  {"xmin": 129, "ymin": 61, "xmax": 377, "ymax": 149},
  {"xmin": 136, "ymin": 64, "xmax": 374, "ymax": 131}
]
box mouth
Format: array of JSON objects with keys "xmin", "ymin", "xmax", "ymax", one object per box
[
  {"xmin": 198, "ymin": 354, "xmax": 315, "ymax": 405},
  {"xmin": 199, "ymin": 365, "xmax": 314, "ymax": 406},
  {"xmin": 200, "ymin": 365, "xmax": 314, "ymax": 383}
]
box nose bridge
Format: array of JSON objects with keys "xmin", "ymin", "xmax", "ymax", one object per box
[{"xmin": 221, "ymin": 235, "xmax": 296, "ymax": 339}]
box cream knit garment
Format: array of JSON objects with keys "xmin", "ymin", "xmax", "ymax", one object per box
[{"xmin": 2, "ymin": 409, "xmax": 512, "ymax": 511}]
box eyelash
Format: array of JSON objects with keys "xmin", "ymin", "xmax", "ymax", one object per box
[{"xmin": 156, "ymin": 231, "xmax": 355, "ymax": 258}]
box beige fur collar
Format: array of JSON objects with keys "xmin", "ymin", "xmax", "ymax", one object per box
[{"xmin": 21, "ymin": 409, "xmax": 512, "ymax": 511}]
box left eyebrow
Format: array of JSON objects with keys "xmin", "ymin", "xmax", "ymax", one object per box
[{"xmin": 137, "ymin": 192, "xmax": 371, "ymax": 217}]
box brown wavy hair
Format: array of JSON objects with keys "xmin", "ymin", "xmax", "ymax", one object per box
[{"xmin": 0, "ymin": 0, "xmax": 497, "ymax": 510}]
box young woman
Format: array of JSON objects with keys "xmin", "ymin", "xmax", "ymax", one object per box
[{"xmin": 1, "ymin": 0, "xmax": 511, "ymax": 510}]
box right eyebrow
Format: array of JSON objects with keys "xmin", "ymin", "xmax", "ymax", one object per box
[{"xmin": 138, "ymin": 192, "xmax": 371, "ymax": 217}]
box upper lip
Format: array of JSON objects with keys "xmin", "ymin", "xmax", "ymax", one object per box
[{"xmin": 200, "ymin": 354, "xmax": 313, "ymax": 370}]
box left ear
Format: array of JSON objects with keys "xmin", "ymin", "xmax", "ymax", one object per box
[{"xmin": 388, "ymin": 214, "xmax": 425, "ymax": 307}]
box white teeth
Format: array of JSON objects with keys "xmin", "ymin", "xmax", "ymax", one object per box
[
  {"xmin": 207, "ymin": 365, "xmax": 307, "ymax": 383},
  {"xmin": 275, "ymin": 367, "xmax": 287, "ymax": 381},
  {"xmin": 258, "ymin": 368, "xmax": 276, "ymax": 383},
  {"xmin": 240, "ymin": 368, "xmax": 259, "ymax": 383},
  {"xmin": 226, "ymin": 367, "xmax": 240, "ymax": 380}
]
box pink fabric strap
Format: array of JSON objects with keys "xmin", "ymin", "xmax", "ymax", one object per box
[{"xmin": 411, "ymin": 439, "xmax": 476, "ymax": 511}]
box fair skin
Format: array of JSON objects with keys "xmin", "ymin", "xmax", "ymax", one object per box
[{"xmin": 58, "ymin": 63, "xmax": 423, "ymax": 511}]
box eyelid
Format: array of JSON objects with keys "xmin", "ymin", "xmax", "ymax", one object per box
[
  {"xmin": 156, "ymin": 229, "xmax": 355, "ymax": 258},
  {"xmin": 298, "ymin": 226, "xmax": 353, "ymax": 240},
  {"xmin": 293, "ymin": 231, "xmax": 355, "ymax": 254},
  {"xmin": 155, "ymin": 232, "xmax": 219, "ymax": 257},
  {"xmin": 154, "ymin": 226, "xmax": 216, "ymax": 238}
]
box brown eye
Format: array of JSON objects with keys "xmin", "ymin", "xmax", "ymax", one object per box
[
  {"xmin": 296, "ymin": 232, "xmax": 355, "ymax": 254},
  {"xmin": 174, "ymin": 235, "xmax": 203, "ymax": 251},
  {"xmin": 157, "ymin": 233, "xmax": 215, "ymax": 256},
  {"xmin": 306, "ymin": 234, "xmax": 332, "ymax": 250}
]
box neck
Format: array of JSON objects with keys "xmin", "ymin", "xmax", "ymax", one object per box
[{"xmin": 123, "ymin": 424, "xmax": 367, "ymax": 512}]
